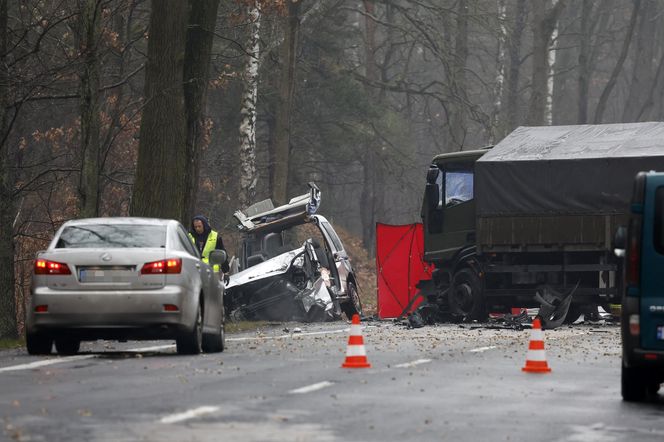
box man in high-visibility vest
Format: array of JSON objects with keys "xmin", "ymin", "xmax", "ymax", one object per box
[{"xmin": 189, "ymin": 215, "xmax": 230, "ymax": 284}]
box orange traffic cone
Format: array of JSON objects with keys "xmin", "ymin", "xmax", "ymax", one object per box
[
  {"xmin": 341, "ymin": 314, "xmax": 371, "ymax": 368},
  {"xmin": 522, "ymin": 317, "xmax": 551, "ymax": 373}
]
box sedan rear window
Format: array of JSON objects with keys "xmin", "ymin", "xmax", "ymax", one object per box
[{"xmin": 55, "ymin": 225, "xmax": 166, "ymax": 249}]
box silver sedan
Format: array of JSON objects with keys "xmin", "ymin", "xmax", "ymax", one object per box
[{"xmin": 25, "ymin": 217, "xmax": 226, "ymax": 356}]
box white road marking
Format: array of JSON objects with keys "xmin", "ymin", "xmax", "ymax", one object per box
[
  {"xmin": 394, "ymin": 359, "xmax": 432, "ymax": 368},
  {"xmin": 288, "ymin": 381, "xmax": 335, "ymax": 394},
  {"xmin": 227, "ymin": 327, "xmax": 351, "ymax": 342},
  {"xmin": 126, "ymin": 344, "xmax": 175, "ymax": 352},
  {"xmin": 469, "ymin": 346, "xmax": 497, "ymax": 353},
  {"xmin": 0, "ymin": 344, "xmax": 176, "ymax": 374},
  {"xmin": 159, "ymin": 406, "xmax": 220, "ymax": 424},
  {"xmin": 0, "ymin": 328, "xmax": 353, "ymax": 374},
  {"xmin": 0, "ymin": 355, "xmax": 94, "ymax": 373}
]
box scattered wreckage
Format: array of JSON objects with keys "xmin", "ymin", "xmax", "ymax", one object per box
[{"xmin": 224, "ymin": 183, "xmax": 363, "ymax": 322}]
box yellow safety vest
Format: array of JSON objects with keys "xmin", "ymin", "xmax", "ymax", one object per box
[{"xmin": 189, "ymin": 230, "xmax": 220, "ymax": 272}]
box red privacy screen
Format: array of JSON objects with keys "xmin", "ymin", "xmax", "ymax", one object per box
[{"xmin": 376, "ymin": 223, "xmax": 433, "ymax": 319}]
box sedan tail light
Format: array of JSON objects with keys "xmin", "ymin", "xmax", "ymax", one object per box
[
  {"xmin": 141, "ymin": 258, "xmax": 182, "ymax": 274},
  {"xmin": 34, "ymin": 259, "xmax": 72, "ymax": 275}
]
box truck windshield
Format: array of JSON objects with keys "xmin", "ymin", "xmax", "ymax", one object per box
[{"xmin": 445, "ymin": 171, "xmax": 474, "ymax": 206}]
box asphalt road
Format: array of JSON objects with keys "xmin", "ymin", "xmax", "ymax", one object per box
[{"xmin": 1, "ymin": 320, "xmax": 663, "ymax": 442}]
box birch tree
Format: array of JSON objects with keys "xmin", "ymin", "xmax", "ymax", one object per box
[
  {"xmin": 526, "ymin": 0, "xmax": 566, "ymax": 126},
  {"xmin": 238, "ymin": 0, "xmax": 261, "ymax": 209}
]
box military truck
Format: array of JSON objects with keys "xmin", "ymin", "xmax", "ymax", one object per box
[{"xmin": 420, "ymin": 122, "xmax": 664, "ymax": 323}]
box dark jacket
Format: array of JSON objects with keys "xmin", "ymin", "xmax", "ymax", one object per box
[{"xmin": 189, "ymin": 215, "xmax": 230, "ymax": 273}]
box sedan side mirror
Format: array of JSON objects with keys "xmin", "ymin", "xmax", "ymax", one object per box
[
  {"xmin": 209, "ymin": 250, "xmax": 227, "ymax": 268},
  {"xmin": 613, "ymin": 226, "xmax": 626, "ymax": 258}
]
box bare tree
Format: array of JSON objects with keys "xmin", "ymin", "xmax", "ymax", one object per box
[
  {"xmin": 184, "ymin": 0, "xmax": 220, "ymax": 220},
  {"xmin": 0, "ymin": 0, "xmax": 17, "ymax": 339},
  {"xmin": 501, "ymin": 0, "xmax": 527, "ymax": 136},
  {"xmin": 622, "ymin": 0, "xmax": 658, "ymax": 122},
  {"xmin": 593, "ymin": 0, "xmax": 640, "ymax": 123},
  {"xmin": 270, "ymin": 0, "xmax": 301, "ymax": 206},
  {"xmin": 131, "ymin": 0, "xmax": 188, "ymax": 221},
  {"xmin": 77, "ymin": 0, "xmax": 102, "ymax": 218}
]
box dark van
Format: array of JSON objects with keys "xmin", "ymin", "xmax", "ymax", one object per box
[{"xmin": 617, "ymin": 171, "xmax": 664, "ymax": 402}]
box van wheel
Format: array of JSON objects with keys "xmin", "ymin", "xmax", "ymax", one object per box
[
  {"xmin": 341, "ymin": 282, "xmax": 362, "ymax": 320},
  {"xmin": 449, "ymin": 268, "xmax": 487, "ymax": 321},
  {"xmin": 622, "ymin": 363, "xmax": 648, "ymax": 402},
  {"xmin": 177, "ymin": 303, "xmax": 203, "ymax": 355},
  {"xmin": 26, "ymin": 333, "xmax": 53, "ymax": 355}
]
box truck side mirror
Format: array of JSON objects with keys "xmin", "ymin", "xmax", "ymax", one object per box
[
  {"xmin": 425, "ymin": 165, "xmax": 442, "ymax": 211},
  {"xmin": 425, "ymin": 184, "xmax": 440, "ymax": 211},
  {"xmin": 613, "ymin": 226, "xmax": 626, "ymax": 258},
  {"xmin": 209, "ymin": 250, "xmax": 227, "ymax": 269}
]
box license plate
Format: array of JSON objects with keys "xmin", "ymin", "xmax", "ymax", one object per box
[
  {"xmin": 657, "ymin": 326, "xmax": 664, "ymax": 341},
  {"xmin": 79, "ymin": 268, "xmax": 133, "ymax": 283}
]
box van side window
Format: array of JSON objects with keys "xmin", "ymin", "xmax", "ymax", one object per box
[{"xmin": 654, "ymin": 187, "xmax": 664, "ymax": 254}]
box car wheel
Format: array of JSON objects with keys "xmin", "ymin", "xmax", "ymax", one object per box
[
  {"xmin": 55, "ymin": 338, "xmax": 80, "ymax": 355},
  {"xmin": 449, "ymin": 268, "xmax": 487, "ymax": 321},
  {"xmin": 622, "ymin": 363, "xmax": 648, "ymax": 402},
  {"xmin": 177, "ymin": 303, "xmax": 203, "ymax": 355},
  {"xmin": 341, "ymin": 282, "xmax": 362, "ymax": 321},
  {"xmin": 202, "ymin": 321, "xmax": 225, "ymax": 353},
  {"xmin": 26, "ymin": 333, "xmax": 53, "ymax": 355}
]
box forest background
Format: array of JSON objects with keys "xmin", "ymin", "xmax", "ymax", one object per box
[{"xmin": 1, "ymin": 0, "xmax": 661, "ymax": 338}]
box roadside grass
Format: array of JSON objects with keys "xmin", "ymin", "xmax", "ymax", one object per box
[
  {"xmin": 225, "ymin": 321, "xmax": 271, "ymax": 334},
  {"xmin": 0, "ymin": 337, "xmax": 25, "ymax": 350}
]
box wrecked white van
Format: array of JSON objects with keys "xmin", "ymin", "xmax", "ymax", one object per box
[{"xmin": 224, "ymin": 183, "xmax": 362, "ymax": 322}]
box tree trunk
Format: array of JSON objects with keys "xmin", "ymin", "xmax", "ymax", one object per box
[
  {"xmin": 449, "ymin": 0, "xmax": 469, "ymax": 149},
  {"xmin": 270, "ymin": 1, "xmax": 301, "ymax": 206},
  {"xmin": 576, "ymin": 0, "xmax": 592, "ymax": 123},
  {"xmin": 0, "ymin": 0, "xmax": 17, "ymax": 339},
  {"xmin": 130, "ymin": 0, "xmax": 188, "ymax": 221},
  {"xmin": 526, "ymin": 0, "xmax": 566, "ymax": 126},
  {"xmin": 77, "ymin": 0, "xmax": 101, "ymax": 218},
  {"xmin": 622, "ymin": 0, "xmax": 657, "ymax": 122},
  {"xmin": 183, "ymin": 0, "xmax": 219, "ymax": 220},
  {"xmin": 360, "ymin": 0, "xmax": 378, "ymax": 253},
  {"xmin": 238, "ymin": 1, "xmax": 261, "ymax": 209},
  {"xmin": 501, "ymin": 0, "xmax": 526, "ymax": 137},
  {"xmin": 490, "ymin": 0, "xmax": 507, "ymax": 143},
  {"xmin": 593, "ymin": 0, "xmax": 640, "ymax": 123}
]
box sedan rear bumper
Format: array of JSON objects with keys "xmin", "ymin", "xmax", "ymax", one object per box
[{"xmin": 27, "ymin": 285, "xmax": 197, "ymax": 337}]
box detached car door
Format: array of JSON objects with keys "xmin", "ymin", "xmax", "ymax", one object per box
[{"xmin": 318, "ymin": 218, "xmax": 351, "ymax": 291}]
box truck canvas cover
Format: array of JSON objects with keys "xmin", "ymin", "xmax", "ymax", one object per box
[{"xmin": 476, "ymin": 122, "xmax": 664, "ymax": 217}]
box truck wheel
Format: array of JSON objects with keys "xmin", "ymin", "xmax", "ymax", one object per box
[
  {"xmin": 449, "ymin": 268, "xmax": 487, "ymax": 321},
  {"xmin": 622, "ymin": 363, "xmax": 647, "ymax": 402},
  {"xmin": 341, "ymin": 282, "xmax": 363, "ymax": 320}
]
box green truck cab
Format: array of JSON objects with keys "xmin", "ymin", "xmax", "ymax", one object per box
[
  {"xmin": 420, "ymin": 123, "xmax": 664, "ymax": 325},
  {"xmin": 617, "ymin": 171, "xmax": 664, "ymax": 402}
]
